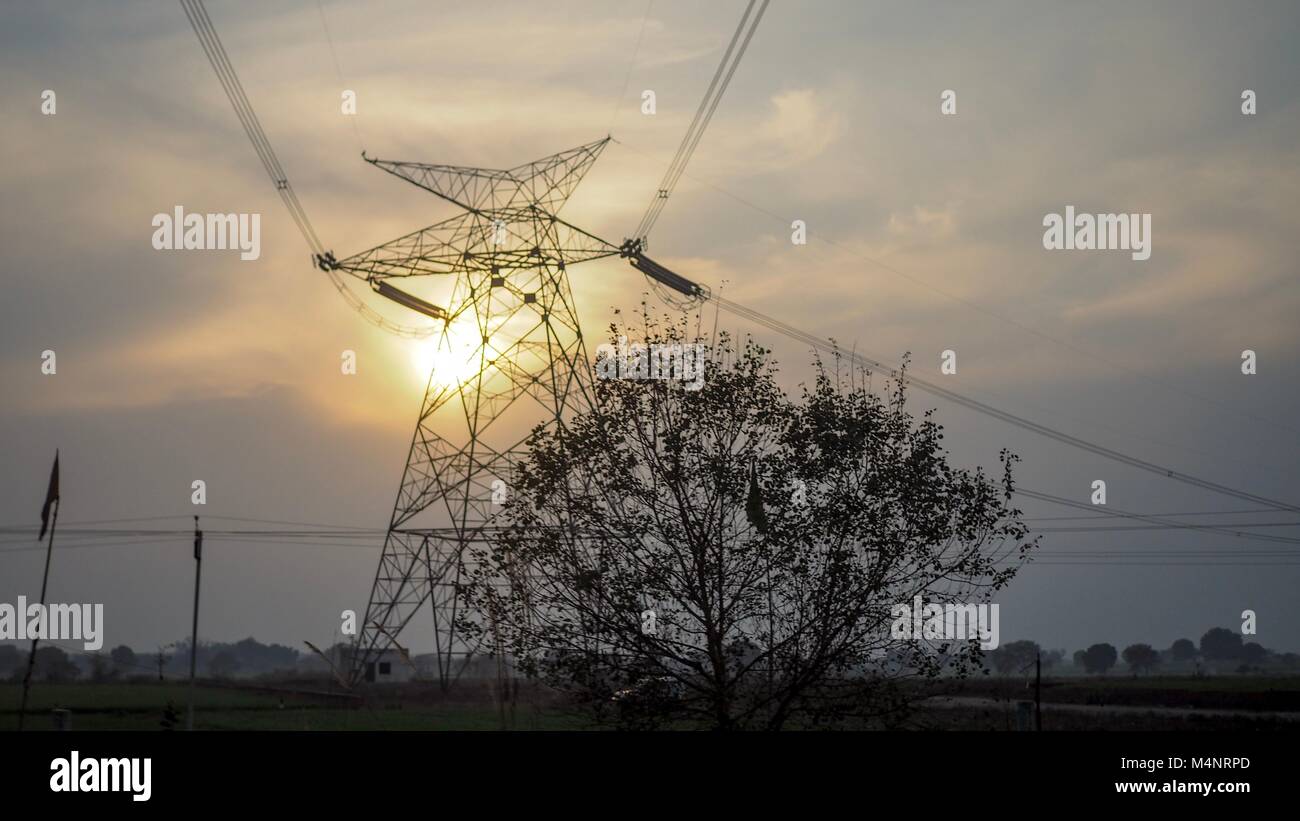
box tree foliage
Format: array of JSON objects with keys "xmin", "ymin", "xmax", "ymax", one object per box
[
  {"xmin": 0, "ymin": 645, "xmax": 20, "ymax": 676},
  {"xmin": 463, "ymin": 317, "xmax": 1034, "ymax": 729},
  {"xmin": 1040, "ymin": 648, "xmax": 1065, "ymax": 671},
  {"xmin": 1200, "ymin": 627, "xmax": 1244, "ymax": 661},
  {"xmin": 110, "ymin": 644, "xmax": 138, "ymax": 674},
  {"xmin": 1240, "ymin": 642, "xmax": 1267, "ymax": 666},
  {"xmin": 1169, "ymin": 638, "xmax": 1197, "ymax": 662},
  {"xmin": 1079, "ymin": 643, "xmax": 1118, "ymax": 675},
  {"xmin": 988, "ymin": 640, "xmax": 1040, "ymax": 675},
  {"xmin": 31, "ymin": 646, "xmax": 79, "ymax": 682},
  {"xmin": 1122, "ymin": 643, "xmax": 1159, "ymax": 674}
]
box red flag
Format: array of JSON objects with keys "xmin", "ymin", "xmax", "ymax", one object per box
[{"xmin": 39, "ymin": 451, "xmax": 59, "ymax": 540}]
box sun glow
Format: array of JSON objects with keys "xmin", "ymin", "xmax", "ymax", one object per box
[{"xmin": 409, "ymin": 319, "xmax": 486, "ymax": 388}]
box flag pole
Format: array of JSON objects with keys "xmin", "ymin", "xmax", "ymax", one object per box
[
  {"xmin": 19, "ymin": 497, "xmax": 59, "ymax": 731},
  {"xmin": 19, "ymin": 451, "xmax": 60, "ymax": 732},
  {"xmin": 187, "ymin": 515, "xmax": 203, "ymax": 731}
]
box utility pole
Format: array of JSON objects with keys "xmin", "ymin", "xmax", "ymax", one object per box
[
  {"xmin": 187, "ymin": 516, "xmax": 203, "ymax": 731},
  {"xmin": 1035, "ymin": 650, "xmax": 1042, "ymax": 731}
]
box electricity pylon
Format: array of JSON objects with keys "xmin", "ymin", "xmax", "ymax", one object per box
[
  {"xmin": 336, "ymin": 138, "xmax": 623, "ymax": 687},
  {"xmin": 178, "ymin": 0, "xmax": 710, "ymax": 689}
]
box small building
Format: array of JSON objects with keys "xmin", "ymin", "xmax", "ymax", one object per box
[{"xmin": 363, "ymin": 649, "xmax": 413, "ymax": 683}]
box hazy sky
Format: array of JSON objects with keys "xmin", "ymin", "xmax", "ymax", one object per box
[{"xmin": 2, "ymin": 0, "xmax": 1299, "ymax": 656}]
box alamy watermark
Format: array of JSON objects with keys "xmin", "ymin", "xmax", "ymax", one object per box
[
  {"xmin": 0, "ymin": 597, "xmax": 104, "ymax": 651},
  {"xmin": 50, "ymin": 751, "xmax": 151, "ymax": 802},
  {"xmin": 594, "ymin": 336, "xmax": 706, "ymax": 391},
  {"xmin": 890, "ymin": 595, "xmax": 999, "ymax": 649},
  {"xmin": 1042, "ymin": 205, "xmax": 1151, "ymax": 261},
  {"xmin": 151, "ymin": 206, "xmax": 261, "ymax": 260}
]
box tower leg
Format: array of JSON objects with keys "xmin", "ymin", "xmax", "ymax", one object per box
[{"xmin": 351, "ymin": 288, "xmax": 593, "ymax": 687}]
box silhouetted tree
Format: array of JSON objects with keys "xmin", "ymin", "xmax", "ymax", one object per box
[
  {"xmin": 1169, "ymin": 638, "xmax": 1196, "ymax": 662},
  {"xmin": 32, "ymin": 646, "xmax": 79, "ymax": 682},
  {"xmin": 1122, "ymin": 643, "xmax": 1159, "ymax": 674},
  {"xmin": 88, "ymin": 652, "xmax": 116, "ymax": 682},
  {"xmin": 1200, "ymin": 627, "xmax": 1243, "ymax": 661},
  {"xmin": 230, "ymin": 637, "xmax": 298, "ymax": 673},
  {"xmin": 1080, "ymin": 643, "xmax": 1118, "ymax": 675},
  {"xmin": 208, "ymin": 650, "xmax": 240, "ymax": 679},
  {"xmin": 168, "ymin": 636, "xmax": 298, "ymax": 676},
  {"xmin": 463, "ymin": 319, "xmax": 1035, "ymax": 729},
  {"xmin": 110, "ymin": 644, "xmax": 137, "ymax": 674},
  {"xmin": 1041, "ymin": 649, "xmax": 1065, "ymax": 671},
  {"xmin": 988, "ymin": 640, "xmax": 1040, "ymax": 675},
  {"xmin": 0, "ymin": 644, "xmax": 20, "ymax": 676},
  {"xmin": 1241, "ymin": 642, "xmax": 1267, "ymax": 666}
]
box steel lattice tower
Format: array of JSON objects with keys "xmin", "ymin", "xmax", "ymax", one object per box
[{"xmin": 336, "ymin": 138, "xmax": 622, "ymax": 687}]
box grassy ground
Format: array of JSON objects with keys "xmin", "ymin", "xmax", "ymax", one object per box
[
  {"xmin": 4, "ymin": 675, "xmax": 1299, "ymax": 730},
  {"xmin": 1, "ymin": 682, "xmax": 282, "ymax": 713},
  {"xmin": 0, "ymin": 680, "xmax": 592, "ymax": 731},
  {"xmin": 909, "ymin": 703, "xmax": 1299, "ymax": 731},
  {"xmin": 939, "ymin": 675, "xmax": 1300, "ymax": 711}
]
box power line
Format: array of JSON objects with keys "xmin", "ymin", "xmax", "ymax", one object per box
[
  {"xmin": 1032, "ymin": 522, "xmax": 1300, "ymax": 534},
  {"xmin": 180, "ymin": 0, "xmax": 321, "ymax": 253},
  {"xmin": 3, "ymin": 512, "xmax": 1298, "ymax": 551},
  {"xmin": 10, "ymin": 520, "xmax": 1300, "ymax": 540},
  {"xmin": 0, "ymin": 514, "xmax": 190, "ymax": 527},
  {"xmin": 5, "ymin": 517, "xmax": 1299, "ymax": 567},
  {"xmin": 5, "ymin": 537, "xmax": 1297, "ymax": 566},
  {"xmin": 1022, "ymin": 508, "xmax": 1279, "ymax": 522},
  {"xmin": 0, "ymin": 530, "xmax": 385, "ymax": 541},
  {"xmin": 616, "ymin": 81, "xmax": 1297, "ymax": 506},
  {"xmin": 632, "ymin": 0, "xmax": 769, "ymax": 242},
  {"xmin": 180, "ymin": 0, "xmax": 435, "ymax": 339},
  {"xmin": 712, "ymin": 294, "xmax": 1300, "ymax": 514},
  {"xmin": 611, "ymin": 133, "xmax": 1300, "ymax": 441},
  {"xmin": 0, "ymin": 536, "xmax": 187, "ymax": 554},
  {"xmin": 1017, "ymin": 488, "xmax": 1300, "ymax": 545},
  {"xmin": 0, "ymin": 536, "xmax": 383, "ymax": 555},
  {"xmin": 1011, "ymin": 560, "xmax": 1300, "ymax": 567},
  {"xmin": 607, "ymin": 0, "xmax": 656, "ymax": 133},
  {"xmin": 190, "ymin": 514, "xmax": 380, "ymax": 531},
  {"xmin": 315, "ymin": 0, "xmax": 366, "ymax": 154},
  {"xmin": 4, "ymin": 495, "xmax": 1300, "ymax": 547},
  {"xmin": 180, "ymin": 1, "xmax": 1297, "ymax": 528},
  {"xmin": 1035, "ymin": 550, "xmax": 1300, "ymax": 556},
  {"xmin": 180, "ymin": 1, "xmax": 1300, "ymax": 554},
  {"xmin": 599, "ymin": 3, "xmax": 1300, "ymax": 534}
]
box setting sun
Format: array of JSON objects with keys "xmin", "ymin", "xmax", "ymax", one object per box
[{"xmin": 409, "ymin": 319, "xmax": 486, "ymax": 388}]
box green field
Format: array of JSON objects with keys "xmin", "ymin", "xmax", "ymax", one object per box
[
  {"xmin": 0, "ymin": 681, "xmax": 592, "ymax": 731},
  {"xmin": 942, "ymin": 674, "xmax": 1300, "ymax": 711},
  {"xmin": 5, "ymin": 675, "xmax": 1299, "ymax": 731}
]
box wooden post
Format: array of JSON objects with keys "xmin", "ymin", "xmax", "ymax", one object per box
[
  {"xmin": 187, "ymin": 517, "xmax": 203, "ymax": 730},
  {"xmin": 1035, "ymin": 651, "xmax": 1042, "ymax": 731}
]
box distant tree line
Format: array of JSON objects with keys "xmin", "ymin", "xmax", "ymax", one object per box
[
  {"xmin": 0, "ymin": 636, "xmax": 303, "ymax": 683},
  {"xmin": 3, "ymin": 625, "xmax": 1293, "ymax": 685},
  {"xmin": 985, "ymin": 627, "xmax": 1293, "ymax": 677}
]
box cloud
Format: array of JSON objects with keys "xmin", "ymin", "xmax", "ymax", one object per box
[{"xmin": 754, "ymin": 89, "xmax": 843, "ymax": 165}]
